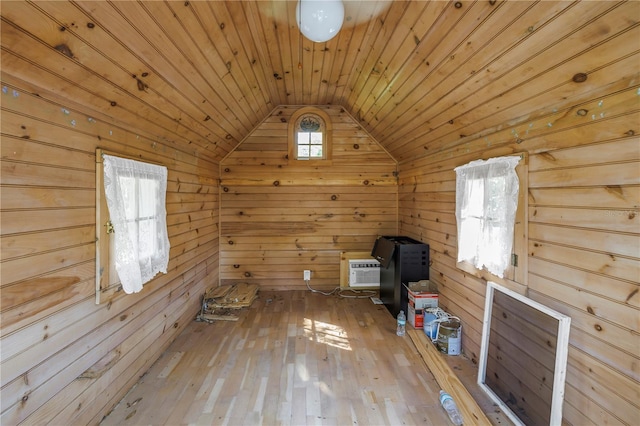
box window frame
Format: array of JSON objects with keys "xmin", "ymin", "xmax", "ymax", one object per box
[
  {"xmin": 455, "ymin": 153, "xmax": 528, "ymax": 293},
  {"xmin": 288, "ymin": 107, "xmax": 333, "ymax": 162},
  {"xmin": 95, "ymin": 149, "xmax": 169, "ymax": 304}
]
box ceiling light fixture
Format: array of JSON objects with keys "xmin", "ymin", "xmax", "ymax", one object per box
[{"xmin": 296, "ymin": 0, "xmax": 344, "ymax": 43}]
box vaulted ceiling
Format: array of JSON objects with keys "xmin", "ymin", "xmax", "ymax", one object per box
[{"xmin": 1, "ymin": 1, "xmax": 636, "ymax": 163}]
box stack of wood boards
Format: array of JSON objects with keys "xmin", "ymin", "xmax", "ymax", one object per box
[
  {"xmin": 197, "ymin": 283, "xmax": 259, "ymax": 323},
  {"xmin": 204, "ymin": 283, "xmax": 259, "ymax": 309}
]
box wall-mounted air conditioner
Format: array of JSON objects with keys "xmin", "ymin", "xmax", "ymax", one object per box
[
  {"xmin": 348, "ymin": 259, "xmax": 380, "ymax": 288},
  {"xmin": 340, "ymin": 251, "xmax": 381, "ymax": 289}
]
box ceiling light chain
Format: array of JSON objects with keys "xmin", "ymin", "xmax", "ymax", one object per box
[{"xmin": 298, "ymin": 2, "xmax": 303, "ymax": 70}]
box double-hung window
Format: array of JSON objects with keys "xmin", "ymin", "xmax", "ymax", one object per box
[
  {"xmin": 455, "ymin": 155, "xmax": 525, "ymax": 282},
  {"xmin": 96, "ymin": 150, "xmax": 170, "ymax": 302}
]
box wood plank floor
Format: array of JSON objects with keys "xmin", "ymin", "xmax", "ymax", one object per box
[{"xmin": 100, "ymin": 290, "xmax": 508, "ymax": 425}]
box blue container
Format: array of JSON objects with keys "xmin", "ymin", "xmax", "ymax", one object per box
[{"xmin": 423, "ymin": 313, "xmax": 438, "ymax": 340}]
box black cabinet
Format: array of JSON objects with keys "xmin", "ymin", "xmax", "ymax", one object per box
[{"xmin": 371, "ymin": 236, "xmax": 430, "ymax": 317}]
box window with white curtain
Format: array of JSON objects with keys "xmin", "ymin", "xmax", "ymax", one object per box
[
  {"xmin": 97, "ymin": 152, "xmax": 170, "ymax": 298},
  {"xmin": 454, "ymin": 156, "xmax": 521, "ymax": 278}
]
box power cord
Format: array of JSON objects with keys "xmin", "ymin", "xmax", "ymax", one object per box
[
  {"xmin": 305, "ymin": 279, "xmax": 339, "ymax": 296},
  {"xmin": 305, "ymin": 279, "xmax": 377, "ymax": 299},
  {"xmin": 338, "ymin": 288, "xmax": 377, "ymax": 299}
]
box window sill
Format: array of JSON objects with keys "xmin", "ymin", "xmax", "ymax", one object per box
[{"xmin": 292, "ymin": 158, "xmax": 333, "ymax": 166}]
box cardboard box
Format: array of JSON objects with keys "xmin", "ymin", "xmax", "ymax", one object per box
[{"xmin": 405, "ymin": 280, "xmax": 438, "ymax": 328}]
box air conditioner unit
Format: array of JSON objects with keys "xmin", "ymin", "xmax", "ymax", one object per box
[{"xmin": 348, "ymin": 259, "xmax": 381, "ymax": 288}]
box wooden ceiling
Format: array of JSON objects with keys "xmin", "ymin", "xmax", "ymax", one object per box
[{"xmin": 1, "ymin": 1, "xmax": 637, "ymax": 163}]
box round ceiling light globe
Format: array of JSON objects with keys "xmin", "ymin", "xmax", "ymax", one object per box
[{"xmin": 296, "ymin": 0, "xmax": 344, "ymax": 43}]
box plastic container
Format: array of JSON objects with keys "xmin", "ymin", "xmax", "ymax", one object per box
[
  {"xmin": 396, "ymin": 310, "xmax": 406, "ymax": 336},
  {"xmin": 439, "ymin": 390, "xmax": 463, "ymax": 425},
  {"xmin": 423, "ymin": 313, "xmax": 438, "ymax": 340}
]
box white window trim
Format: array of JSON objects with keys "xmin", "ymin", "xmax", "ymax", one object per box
[
  {"xmin": 455, "ymin": 154, "xmax": 528, "ymax": 293},
  {"xmin": 95, "ymin": 149, "xmax": 170, "ymax": 303}
]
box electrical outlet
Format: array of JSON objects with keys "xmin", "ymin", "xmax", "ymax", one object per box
[{"xmin": 303, "ymin": 270, "xmax": 311, "ymax": 280}]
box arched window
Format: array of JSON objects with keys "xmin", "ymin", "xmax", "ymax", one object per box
[
  {"xmin": 289, "ymin": 107, "xmax": 332, "ymax": 161},
  {"xmin": 296, "ymin": 113, "xmax": 324, "ymax": 159}
]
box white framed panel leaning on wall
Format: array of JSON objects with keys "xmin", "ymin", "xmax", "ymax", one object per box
[{"xmin": 478, "ymin": 281, "xmax": 571, "ymax": 425}]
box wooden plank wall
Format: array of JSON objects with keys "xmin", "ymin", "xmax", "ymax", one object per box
[
  {"xmin": 220, "ymin": 105, "xmax": 397, "ymax": 290},
  {"xmin": 0, "ymin": 82, "xmax": 219, "ymax": 424},
  {"xmin": 397, "ymin": 82, "xmax": 640, "ymax": 425}
]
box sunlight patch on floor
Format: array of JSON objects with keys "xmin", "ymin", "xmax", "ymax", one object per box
[{"xmin": 303, "ymin": 317, "xmax": 352, "ymax": 351}]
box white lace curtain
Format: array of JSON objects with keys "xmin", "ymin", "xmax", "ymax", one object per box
[
  {"xmin": 103, "ymin": 154, "xmax": 170, "ymax": 294},
  {"xmin": 454, "ymin": 156, "xmax": 520, "ymax": 278}
]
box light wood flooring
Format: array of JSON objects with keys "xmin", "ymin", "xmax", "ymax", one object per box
[{"xmin": 100, "ymin": 290, "xmax": 508, "ymax": 425}]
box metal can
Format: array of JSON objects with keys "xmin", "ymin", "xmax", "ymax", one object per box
[{"xmin": 436, "ymin": 318, "xmax": 461, "ymax": 355}]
